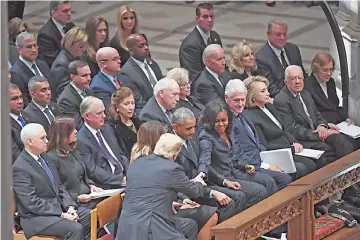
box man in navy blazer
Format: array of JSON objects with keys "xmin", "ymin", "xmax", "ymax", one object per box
[
  {"xmin": 179, "ymin": 2, "xmax": 223, "ymax": 83},
  {"xmin": 10, "ymin": 32, "xmax": 51, "ymax": 106},
  {"xmin": 77, "ymin": 96, "xmax": 128, "ymax": 190},
  {"xmin": 225, "ymin": 79, "xmax": 292, "ymax": 191},
  {"xmin": 90, "ymin": 47, "xmax": 143, "ymax": 113},
  {"xmin": 256, "ymin": 19, "xmax": 307, "ymax": 97}
]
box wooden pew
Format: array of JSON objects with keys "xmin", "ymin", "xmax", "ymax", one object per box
[{"xmin": 212, "ymin": 150, "xmax": 360, "ymax": 240}]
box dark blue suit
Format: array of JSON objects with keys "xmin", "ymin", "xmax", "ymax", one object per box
[{"xmin": 231, "ymin": 110, "xmax": 292, "ymax": 190}]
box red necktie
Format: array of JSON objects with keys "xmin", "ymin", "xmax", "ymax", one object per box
[{"xmin": 114, "ymin": 77, "xmax": 121, "ymax": 89}]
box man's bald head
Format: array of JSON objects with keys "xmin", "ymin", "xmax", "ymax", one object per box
[
  {"xmin": 96, "ymin": 47, "xmax": 121, "ymax": 75},
  {"xmin": 126, "ymin": 33, "xmax": 149, "ymax": 61}
]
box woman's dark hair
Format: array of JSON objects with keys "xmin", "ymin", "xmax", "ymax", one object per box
[
  {"xmin": 8, "ymin": 17, "xmax": 28, "ymax": 43},
  {"xmin": 198, "ymin": 99, "xmax": 233, "ymax": 136},
  {"xmin": 106, "ymin": 87, "xmax": 134, "ymax": 121},
  {"xmin": 47, "ymin": 116, "xmax": 77, "ymax": 156},
  {"xmin": 85, "ymin": 16, "xmax": 109, "ymax": 59},
  {"xmin": 130, "ymin": 121, "xmax": 169, "ymax": 163}
]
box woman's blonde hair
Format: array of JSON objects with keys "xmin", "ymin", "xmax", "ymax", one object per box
[
  {"xmin": 230, "ymin": 40, "xmax": 256, "ymax": 74},
  {"xmin": 154, "ymin": 133, "xmax": 185, "ymax": 159},
  {"xmin": 243, "ymin": 75, "xmax": 269, "ymax": 108},
  {"xmin": 311, "ymin": 52, "xmax": 335, "ymax": 74},
  {"xmin": 116, "ymin": 5, "xmax": 139, "ymax": 51},
  {"xmin": 62, "ymin": 27, "xmax": 88, "ymax": 51},
  {"xmin": 130, "ymin": 121, "xmax": 168, "ymax": 163},
  {"xmin": 165, "ymin": 68, "xmax": 189, "ymax": 86}
]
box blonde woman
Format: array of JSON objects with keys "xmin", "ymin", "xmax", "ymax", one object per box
[
  {"xmin": 117, "ymin": 133, "xmax": 217, "ymax": 240},
  {"xmin": 110, "ymin": 5, "xmax": 140, "ymax": 67},
  {"xmin": 229, "ymin": 40, "xmax": 258, "ymax": 80}
]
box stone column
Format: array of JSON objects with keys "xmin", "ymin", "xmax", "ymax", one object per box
[{"xmin": 0, "ymin": 1, "xmax": 14, "ymax": 240}]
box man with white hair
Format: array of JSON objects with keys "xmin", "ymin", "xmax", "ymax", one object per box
[
  {"xmin": 274, "ymin": 65, "xmax": 354, "ymax": 162},
  {"xmin": 139, "ymin": 78, "xmax": 180, "ymax": 129},
  {"xmin": 90, "ymin": 47, "xmax": 143, "ymax": 112},
  {"xmin": 192, "ymin": 44, "xmax": 231, "ymax": 106},
  {"xmin": 225, "ymin": 79, "xmax": 293, "ymax": 191},
  {"xmin": 13, "ymin": 123, "xmax": 91, "ymax": 240},
  {"xmin": 77, "ymin": 96, "xmax": 128, "ymax": 189},
  {"xmin": 10, "ymin": 32, "xmax": 51, "ymax": 106}
]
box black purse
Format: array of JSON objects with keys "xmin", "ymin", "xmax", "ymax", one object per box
[
  {"xmin": 342, "ymin": 183, "xmax": 360, "ymax": 208},
  {"xmin": 328, "ymin": 202, "xmax": 358, "ymax": 227}
]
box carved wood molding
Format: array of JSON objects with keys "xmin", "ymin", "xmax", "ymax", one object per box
[
  {"xmin": 312, "ymin": 167, "xmax": 360, "ymax": 203},
  {"xmin": 235, "ymin": 199, "xmax": 303, "ymax": 240}
]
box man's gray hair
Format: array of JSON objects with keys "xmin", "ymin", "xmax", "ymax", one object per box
[
  {"xmin": 28, "ymin": 76, "xmax": 48, "ymax": 92},
  {"xmin": 15, "ymin": 32, "xmax": 35, "ymax": 48},
  {"xmin": 153, "ymin": 78, "xmax": 179, "ymax": 96},
  {"xmin": 173, "ymin": 107, "xmax": 195, "ymax": 124},
  {"xmin": 225, "ymin": 79, "xmax": 247, "ymax": 97},
  {"xmin": 202, "ymin": 44, "xmax": 222, "ymax": 65},
  {"xmin": 21, "ymin": 123, "xmax": 45, "ymax": 144},
  {"xmin": 9, "ymin": 83, "xmax": 19, "ymax": 91},
  {"xmin": 50, "ymin": 1, "xmax": 69, "ymax": 16},
  {"xmin": 80, "ymin": 96, "xmax": 102, "ymax": 115},
  {"xmin": 284, "ymin": 65, "xmax": 303, "ymax": 80}
]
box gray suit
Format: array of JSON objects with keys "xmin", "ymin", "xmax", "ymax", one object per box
[
  {"xmin": 139, "ymin": 96, "xmax": 173, "ymax": 129},
  {"xmin": 116, "ymin": 154, "xmax": 205, "ymax": 240},
  {"xmin": 274, "ymin": 86, "xmax": 354, "ymax": 161},
  {"xmin": 13, "ymin": 150, "xmax": 90, "ymax": 239}
]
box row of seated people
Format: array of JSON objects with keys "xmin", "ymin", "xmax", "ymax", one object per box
[{"xmin": 11, "ymin": 62, "xmax": 359, "ymax": 239}]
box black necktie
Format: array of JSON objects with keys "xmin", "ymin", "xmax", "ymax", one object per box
[
  {"xmin": 295, "ymin": 95, "xmax": 315, "ymax": 130},
  {"xmin": 32, "ymin": 63, "xmax": 41, "ymax": 76},
  {"xmin": 38, "ymin": 157, "xmax": 55, "ymax": 189},
  {"xmin": 186, "ymin": 140, "xmax": 197, "ymax": 160},
  {"xmin": 218, "ymin": 75, "xmax": 224, "ymax": 88},
  {"xmin": 43, "ymin": 108, "xmax": 54, "ymax": 123},
  {"xmin": 165, "ymin": 110, "xmax": 173, "ymax": 123},
  {"xmin": 96, "ymin": 131, "xmax": 124, "ymax": 175},
  {"xmin": 144, "ymin": 62, "xmax": 157, "ymax": 87},
  {"xmin": 207, "ymin": 36, "xmax": 212, "ymax": 46},
  {"xmin": 280, "ymin": 50, "xmax": 289, "ymax": 69}
]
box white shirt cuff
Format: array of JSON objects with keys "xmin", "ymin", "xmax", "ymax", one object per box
[{"xmin": 261, "ymin": 162, "xmax": 270, "ymax": 169}]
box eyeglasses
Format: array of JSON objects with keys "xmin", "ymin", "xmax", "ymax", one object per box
[
  {"xmin": 319, "ymin": 68, "xmax": 334, "ymax": 74},
  {"xmin": 288, "ymin": 76, "xmax": 304, "ymax": 82},
  {"xmin": 100, "ymin": 56, "xmax": 121, "ymax": 62},
  {"xmin": 24, "ymin": 44, "xmax": 38, "ymax": 49},
  {"xmin": 180, "ymin": 82, "xmax": 191, "ymax": 88}
]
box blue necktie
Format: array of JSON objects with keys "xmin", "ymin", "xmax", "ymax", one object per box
[
  {"xmin": 240, "ymin": 115, "xmax": 256, "ymax": 142},
  {"xmin": 43, "ymin": 108, "xmax": 54, "ymax": 123},
  {"xmin": 17, "ymin": 115, "xmax": 27, "ymax": 127},
  {"xmin": 31, "ymin": 63, "xmax": 41, "ymax": 76},
  {"xmin": 38, "ymin": 157, "xmax": 55, "ymax": 189},
  {"xmin": 96, "ymin": 131, "xmax": 124, "ymax": 174}
]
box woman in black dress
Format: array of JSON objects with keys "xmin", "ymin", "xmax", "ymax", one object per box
[
  {"xmin": 46, "ymin": 116, "xmax": 103, "ymax": 209},
  {"xmin": 106, "ymin": 87, "xmax": 143, "ymax": 159},
  {"xmin": 229, "ymin": 40, "xmax": 259, "ymax": 80}
]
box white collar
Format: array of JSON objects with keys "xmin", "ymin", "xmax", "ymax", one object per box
[
  {"xmin": 268, "ymin": 41, "xmax": 284, "ymax": 57},
  {"xmin": 26, "ymin": 149, "xmax": 40, "ymax": 161},
  {"xmin": 85, "ymin": 122, "xmax": 100, "ymax": 136},
  {"xmin": 155, "ymin": 97, "xmax": 168, "ymax": 113},
  {"xmin": 52, "ymin": 18, "xmax": 66, "ymax": 35},
  {"xmin": 206, "ymin": 66, "xmax": 219, "ymax": 79},
  {"xmin": 196, "ymin": 25, "xmax": 210, "ymax": 45},
  {"xmin": 70, "ymin": 82, "xmax": 86, "ymax": 95},
  {"xmin": 131, "ymin": 57, "xmax": 148, "ymax": 66},
  {"xmin": 19, "ymin": 56, "xmax": 35, "ymax": 69},
  {"xmin": 32, "ymin": 101, "xmax": 49, "ymax": 112}
]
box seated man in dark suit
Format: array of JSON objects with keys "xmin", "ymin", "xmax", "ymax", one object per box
[
  {"xmin": 139, "ymin": 78, "xmax": 180, "ymax": 130},
  {"xmin": 90, "ymin": 47, "xmax": 142, "ymax": 112},
  {"xmin": 225, "ymin": 79, "xmax": 293, "ymax": 190},
  {"xmin": 274, "ymin": 65, "xmax": 354, "ymax": 162},
  {"xmin": 23, "ymin": 76, "xmax": 62, "ymax": 133},
  {"xmin": 37, "ymin": 1, "xmax": 76, "ymax": 67},
  {"xmin": 121, "ymin": 33, "xmax": 163, "ymax": 105},
  {"xmin": 77, "ymin": 96, "xmax": 128, "ymax": 189},
  {"xmin": 58, "ymin": 60, "xmax": 93, "ymax": 130},
  {"xmin": 13, "ymin": 123, "xmax": 90, "ymax": 240},
  {"xmin": 9, "ymin": 83, "xmax": 27, "ymax": 163},
  {"xmin": 10, "ymin": 32, "xmax": 51, "ymax": 106},
  {"xmin": 256, "ymin": 19, "xmax": 307, "ymax": 97},
  {"xmin": 192, "ymin": 44, "xmax": 231, "ymax": 106},
  {"xmin": 173, "ymin": 107, "xmax": 247, "ymax": 219},
  {"xmin": 179, "ymin": 2, "xmax": 222, "ymax": 83}
]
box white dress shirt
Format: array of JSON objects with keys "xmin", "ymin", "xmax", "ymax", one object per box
[
  {"xmin": 52, "ymin": 18, "xmax": 66, "ymax": 37},
  {"xmin": 32, "ymin": 101, "xmax": 54, "ymax": 123},
  {"xmin": 85, "ymin": 123, "xmax": 118, "ymax": 173},
  {"xmin": 155, "ymin": 98, "xmax": 172, "ymax": 123},
  {"xmin": 268, "ymin": 41, "xmax": 290, "ymax": 66},
  {"xmin": 131, "ymin": 57, "xmax": 157, "ymax": 85},
  {"xmin": 26, "ymin": 149, "xmax": 41, "ymax": 166},
  {"xmin": 19, "ymin": 56, "xmax": 43, "ymax": 76},
  {"xmin": 317, "ymin": 80, "xmax": 328, "ymax": 98},
  {"xmin": 196, "ymin": 25, "xmax": 210, "ymax": 45},
  {"xmin": 10, "ymin": 113, "xmax": 23, "ymax": 127},
  {"xmin": 70, "ymin": 82, "xmax": 86, "ymax": 100},
  {"xmin": 260, "ymin": 106, "xmax": 282, "ymax": 129},
  {"xmin": 206, "ymin": 67, "xmax": 223, "ymax": 88}
]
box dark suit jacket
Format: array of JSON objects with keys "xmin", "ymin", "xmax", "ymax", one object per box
[
  {"xmin": 106, "ymin": 117, "xmax": 143, "ymax": 159},
  {"xmin": 22, "ymin": 101, "xmax": 62, "ymax": 133},
  {"xmin": 120, "ymin": 57, "xmax": 163, "ymax": 103},
  {"xmin": 50, "ymin": 49, "xmax": 76, "ymax": 101},
  {"xmin": 13, "ymin": 151, "xmax": 76, "ymax": 239},
  {"xmin": 247, "ymin": 104, "xmax": 298, "ymax": 151},
  {"xmin": 81, "ymin": 51, "xmax": 99, "ymax": 78},
  {"xmin": 192, "ymin": 68, "xmax": 231, "ymax": 106},
  {"xmin": 230, "ymin": 70, "xmax": 259, "ymax": 81},
  {"xmin": 139, "ymin": 96, "xmax": 173, "ymax": 129},
  {"xmin": 173, "ymin": 95, "xmax": 204, "ymax": 119},
  {"xmin": 57, "ymin": 84, "xmax": 93, "ymax": 130},
  {"xmin": 11, "ymin": 116, "xmax": 25, "ymax": 163},
  {"xmin": 47, "ymin": 149, "xmax": 94, "ymax": 202},
  {"xmin": 256, "ymin": 42, "xmax": 307, "ymax": 97},
  {"xmin": 306, "ymin": 73, "xmax": 346, "ymax": 124},
  {"xmin": 179, "ymin": 27, "xmax": 222, "ymax": 83},
  {"xmin": 198, "ymin": 129, "xmax": 247, "ymax": 186},
  {"xmin": 90, "ymin": 71, "xmax": 142, "ymax": 112},
  {"xmin": 10, "ymin": 59, "xmax": 51, "ymax": 106},
  {"xmin": 231, "ymin": 111, "xmax": 266, "ymax": 170},
  {"xmin": 76, "ymin": 123, "xmax": 129, "ymax": 189},
  {"xmin": 117, "ymin": 154, "xmax": 205, "ymax": 240},
  {"xmin": 110, "ymin": 34, "xmax": 130, "ymax": 68},
  {"xmin": 37, "ymin": 18, "xmax": 76, "ymax": 67},
  {"xmin": 273, "ymin": 86, "xmax": 328, "ymax": 141},
  {"xmin": 176, "ymin": 138, "xmax": 201, "ymax": 180},
  {"xmin": 8, "ymin": 43, "xmax": 19, "ymax": 66}
]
